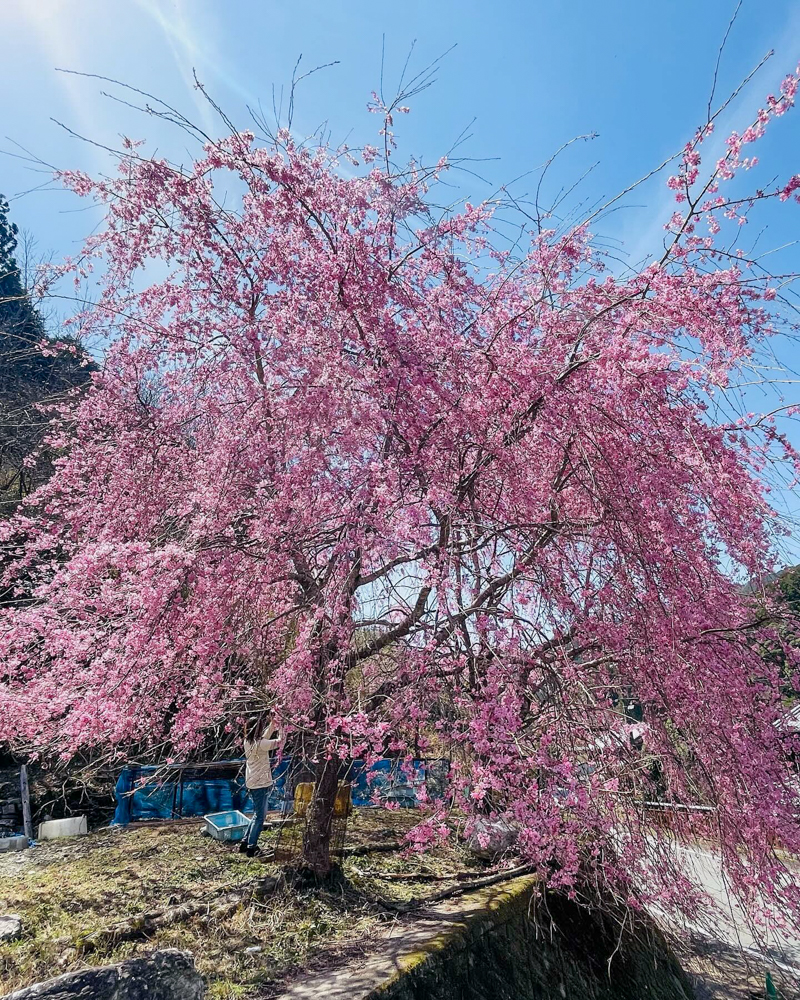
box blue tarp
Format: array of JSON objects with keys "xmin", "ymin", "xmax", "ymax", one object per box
[{"xmin": 112, "ymin": 756, "xmax": 449, "ymax": 826}]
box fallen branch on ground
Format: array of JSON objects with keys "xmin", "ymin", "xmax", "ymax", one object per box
[
  {"xmin": 351, "ymin": 868, "xmax": 456, "ymax": 882},
  {"xmin": 56, "ymin": 875, "xmax": 282, "ymax": 954},
  {"xmin": 341, "ymin": 841, "xmax": 402, "ymax": 857},
  {"xmin": 417, "ymin": 863, "xmax": 535, "ymax": 906},
  {"xmin": 373, "ymin": 863, "xmax": 536, "ymax": 914},
  {"xmin": 353, "ymin": 866, "xmax": 510, "ymax": 883}
]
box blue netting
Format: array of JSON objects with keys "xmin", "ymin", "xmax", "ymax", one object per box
[{"xmin": 112, "ymin": 756, "xmax": 448, "ymax": 826}]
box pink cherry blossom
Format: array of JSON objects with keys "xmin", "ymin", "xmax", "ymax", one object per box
[{"xmin": 1, "ymin": 73, "xmax": 800, "ymax": 903}]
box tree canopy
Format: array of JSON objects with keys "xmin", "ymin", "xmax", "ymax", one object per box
[{"xmin": 1, "ymin": 69, "xmax": 800, "ymax": 913}]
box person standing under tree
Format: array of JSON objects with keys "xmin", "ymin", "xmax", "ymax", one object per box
[{"xmin": 239, "ymin": 714, "xmax": 283, "ymax": 858}]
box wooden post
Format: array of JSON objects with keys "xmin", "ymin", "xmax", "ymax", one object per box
[{"xmin": 20, "ymin": 765, "xmax": 33, "ymax": 842}]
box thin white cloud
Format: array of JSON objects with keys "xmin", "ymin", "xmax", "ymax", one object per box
[
  {"xmin": 132, "ymin": 0, "xmax": 224, "ymax": 138},
  {"xmin": 616, "ymin": 5, "xmax": 800, "ymax": 269},
  {"xmin": 10, "ymin": 0, "xmax": 109, "ymax": 174},
  {"xmin": 132, "ymin": 0, "xmax": 283, "ymax": 140},
  {"xmin": 132, "ymin": 0, "xmax": 343, "ymax": 153}
]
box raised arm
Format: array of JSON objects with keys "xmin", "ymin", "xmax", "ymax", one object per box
[{"xmin": 257, "ymin": 720, "xmax": 283, "ymax": 751}]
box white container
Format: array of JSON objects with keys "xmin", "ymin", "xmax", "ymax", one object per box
[
  {"xmin": 0, "ymin": 835, "xmax": 27, "ymax": 852},
  {"xmin": 203, "ymin": 810, "xmax": 250, "ymax": 842},
  {"xmin": 38, "ymin": 816, "xmax": 88, "ymax": 840}
]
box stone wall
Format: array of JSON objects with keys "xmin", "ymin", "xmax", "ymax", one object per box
[
  {"xmin": 370, "ymin": 877, "xmax": 694, "ymax": 1000},
  {"xmin": 10, "ymin": 880, "xmax": 694, "ymax": 1000}
]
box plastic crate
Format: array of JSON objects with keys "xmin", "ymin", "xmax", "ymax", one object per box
[{"xmin": 203, "ymin": 809, "xmax": 250, "ymax": 842}]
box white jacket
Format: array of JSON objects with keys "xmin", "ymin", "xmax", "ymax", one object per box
[{"xmin": 244, "ymin": 733, "xmax": 281, "ymax": 789}]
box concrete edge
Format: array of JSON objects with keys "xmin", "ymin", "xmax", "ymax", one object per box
[{"xmin": 370, "ymin": 875, "xmax": 538, "ymax": 995}]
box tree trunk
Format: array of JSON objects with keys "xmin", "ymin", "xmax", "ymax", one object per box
[
  {"xmin": 20, "ymin": 764, "xmax": 33, "ymax": 842},
  {"xmin": 300, "ymin": 755, "xmax": 340, "ymax": 875}
]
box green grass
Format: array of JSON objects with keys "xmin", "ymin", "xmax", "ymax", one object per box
[{"xmin": 0, "ymin": 810, "xmax": 484, "ymax": 996}]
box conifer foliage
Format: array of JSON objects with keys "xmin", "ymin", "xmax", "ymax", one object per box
[{"xmin": 0, "ymin": 197, "xmax": 92, "ymax": 515}]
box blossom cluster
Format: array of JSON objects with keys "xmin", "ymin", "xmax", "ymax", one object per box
[{"xmin": 1, "ymin": 74, "xmax": 800, "ymax": 924}]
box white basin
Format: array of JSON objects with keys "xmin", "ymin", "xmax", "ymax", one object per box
[{"xmin": 38, "ymin": 816, "xmax": 88, "ymax": 840}]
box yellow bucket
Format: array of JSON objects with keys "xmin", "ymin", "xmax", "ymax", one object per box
[
  {"xmin": 292, "ymin": 781, "xmax": 352, "ymax": 818},
  {"xmin": 293, "ymin": 782, "xmax": 313, "ymax": 817},
  {"xmin": 334, "ymin": 782, "xmax": 352, "ymax": 818}
]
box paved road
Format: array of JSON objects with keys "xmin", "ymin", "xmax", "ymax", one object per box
[
  {"xmin": 653, "ymin": 843, "xmax": 800, "ymax": 997},
  {"xmin": 676, "ymin": 845, "xmax": 800, "ymax": 967}
]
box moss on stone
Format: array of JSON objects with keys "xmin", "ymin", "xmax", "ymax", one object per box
[{"xmin": 368, "ymin": 876, "xmax": 694, "ymax": 1000}]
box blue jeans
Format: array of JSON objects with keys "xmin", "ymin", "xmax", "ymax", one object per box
[{"xmin": 245, "ymin": 786, "xmax": 269, "ymax": 848}]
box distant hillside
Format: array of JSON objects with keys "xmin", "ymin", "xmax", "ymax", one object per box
[
  {"xmin": 745, "ymin": 563, "xmax": 800, "ymax": 703},
  {"xmin": 740, "ymin": 565, "xmax": 799, "ymax": 596}
]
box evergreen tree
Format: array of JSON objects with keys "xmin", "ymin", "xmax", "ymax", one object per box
[
  {"xmin": 0, "ymin": 194, "xmax": 45, "ymax": 356},
  {"xmin": 0, "ymin": 196, "xmax": 93, "ymax": 515},
  {"xmin": 765, "ymin": 565, "xmax": 800, "ymax": 700}
]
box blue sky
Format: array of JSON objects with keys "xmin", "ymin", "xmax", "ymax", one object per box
[
  {"xmin": 5, "ymin": 1, "xmax": 800, "ymax": 262},
  {"xmin": 4, "ymin": 0, "xmax": 800, "ymax": 557}
]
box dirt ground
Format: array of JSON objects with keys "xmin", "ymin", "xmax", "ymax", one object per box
[{"xmin": 1, "ymin": 812, "xmax": 794, "ymax": 999}]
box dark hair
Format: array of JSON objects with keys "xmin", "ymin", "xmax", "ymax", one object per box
[{"xmin": 244, "ymin": 713, "xmax": 271, "ymax": 741}]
